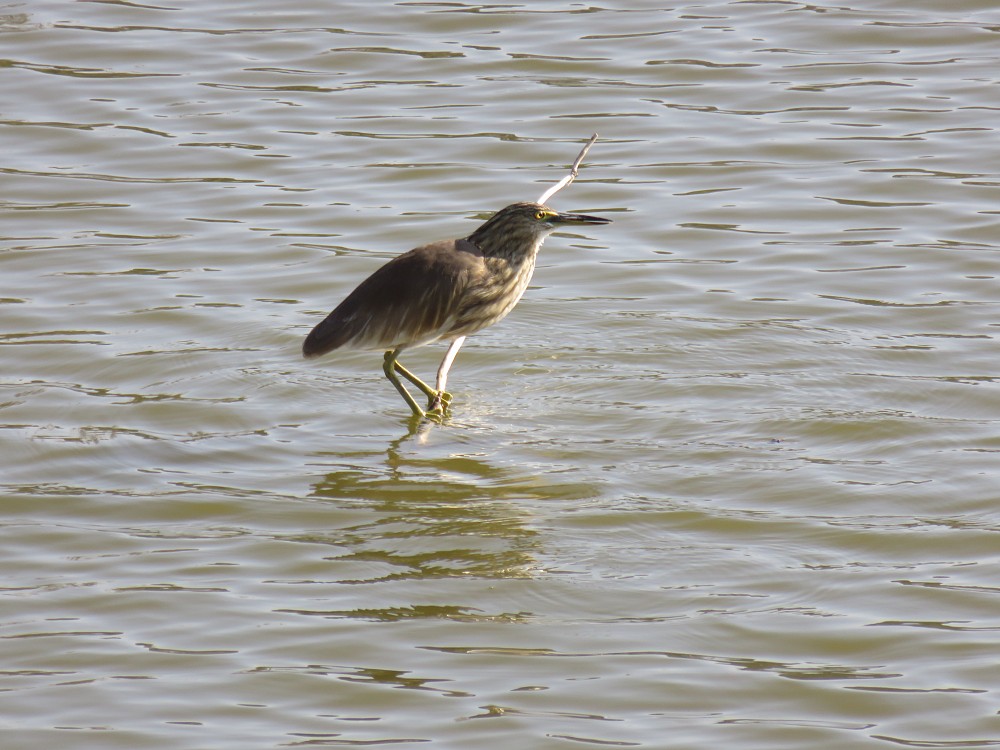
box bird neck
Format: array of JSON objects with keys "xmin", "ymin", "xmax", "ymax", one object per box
[{"xmin": 469, "ymin": 230, "xmax": 546, "ymax": 266}]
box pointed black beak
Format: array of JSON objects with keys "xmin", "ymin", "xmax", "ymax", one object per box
[{"xmin": 550, "ymin": 211, "xmax": 612, "ymax": 226}]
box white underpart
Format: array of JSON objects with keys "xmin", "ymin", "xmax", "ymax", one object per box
[{"xmin": 429, "ymin": 230, "xmax": 550, "ymax": 395}]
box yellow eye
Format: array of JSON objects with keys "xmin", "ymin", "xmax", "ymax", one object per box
[{"xmin": 535, "ymin": 210, "xmax": 548, "ymax": 220}]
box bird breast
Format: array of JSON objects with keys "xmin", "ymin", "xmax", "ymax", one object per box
[{"xmin": 448, "ymin": 248, "xmax": 539, "ymax": 337}]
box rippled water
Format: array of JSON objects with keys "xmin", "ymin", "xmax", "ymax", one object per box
[{"xmin": 3, "ymin": 1, "xmax": 999, "ymax": 748}]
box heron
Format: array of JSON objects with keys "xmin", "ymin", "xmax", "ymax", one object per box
[{"xmin": 302, "ymin": 201, "xmax": 611, "ymax": 418}]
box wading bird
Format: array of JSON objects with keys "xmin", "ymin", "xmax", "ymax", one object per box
[{"xmin": 302, "ymin": 201, "xmax": 611, "ymax": 418}]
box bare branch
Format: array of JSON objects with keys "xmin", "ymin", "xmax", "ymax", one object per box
[{"xmin": 536, "ymin": 133, "xmax": 599, "ymax": 206}]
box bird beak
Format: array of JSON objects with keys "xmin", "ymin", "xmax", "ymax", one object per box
[{"xmin": 550, "ymin": 211, "xmax": 612, "ymax": 226}]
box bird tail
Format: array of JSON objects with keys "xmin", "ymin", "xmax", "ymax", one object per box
[{"xmin": 303, "ymin": 313, "xmax": 354, "ymax": 358}]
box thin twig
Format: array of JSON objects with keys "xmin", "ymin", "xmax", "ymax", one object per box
[{"xmin": 536, "ymin": 133, "xmax": 599, "ymax": 205}]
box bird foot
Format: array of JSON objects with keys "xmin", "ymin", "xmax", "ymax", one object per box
[{"xmin": 426, "ymin": 390, "xmax": 453, "ymax": 417}]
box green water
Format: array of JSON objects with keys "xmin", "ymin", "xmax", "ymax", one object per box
[{"xmin": 2, "ymin": 1, "xmax": 999, "ymax": 748}]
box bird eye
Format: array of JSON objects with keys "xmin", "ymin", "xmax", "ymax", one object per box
[{"xmin": 534, "ymin": 210, "xmax": 547, "ymax": 220}]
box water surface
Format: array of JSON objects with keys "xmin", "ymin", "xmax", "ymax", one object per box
[{"xmin": 2, "ymin": 1, "xmax": 999, "ymax": 748}]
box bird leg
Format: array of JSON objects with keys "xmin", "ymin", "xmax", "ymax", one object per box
[
  {"xmin": 428, "ymin": 336, "xmax": 465, "ymax": 413},
  {"xmin": 382, "ymin": 341, "xmax": 463, "ymax": 419},
  {"xmin": 392, "ymin": 360, "xmax": 438, "ymax": 402},
  {"xmin": 382, "ymin": 349, "xmax": 426, "ymax": 418},
  {"xmin": 383, "ymin": 349, "xmax": 454, "ymax": 420}
]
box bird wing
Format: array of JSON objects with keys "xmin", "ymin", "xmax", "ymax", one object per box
[{"xmin": 302, "ymin": 238, "xmax": 486, "ymax": 357}]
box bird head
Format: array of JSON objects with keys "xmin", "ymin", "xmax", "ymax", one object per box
[{"xmin": 468, "ymin": 202, "xmax": 611, "ymax": 260}]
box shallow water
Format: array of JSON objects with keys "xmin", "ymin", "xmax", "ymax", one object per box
[{"xmin": 2, "ymin": 1, "xmax": 999, "ymax": 748}]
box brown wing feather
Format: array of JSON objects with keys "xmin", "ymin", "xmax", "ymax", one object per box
[{"xmin": 302, "ymin": 238, "xmax": 486, "ymax": 358}]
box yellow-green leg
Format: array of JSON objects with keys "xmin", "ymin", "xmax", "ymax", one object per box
[
  {"xmin": 383, "ymin": 349, "xmax": 425, "ymax": 418},
  {"xmin": 426, "ymin": 390, "xmax": 453, "ymax": 415},
  {"xmin": 383, "ymin": 349, "xmax": 453, "ymax": 419},
  {"xmin": 392, "ymin": 360, "xmax": 438, "ymax": 402}
]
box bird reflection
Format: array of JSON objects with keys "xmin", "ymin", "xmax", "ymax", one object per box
[
  {"xmin": 309, "ymin": 452, "xmax": 539, "ymax": 581},
  {"xmin": 279, "ymin": 422, "xmax": 597, "ymax": 624}
]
